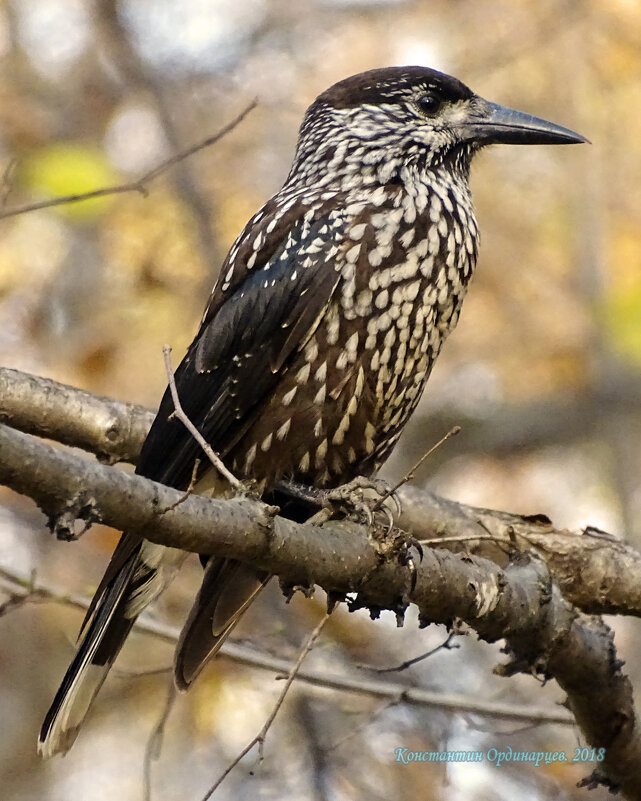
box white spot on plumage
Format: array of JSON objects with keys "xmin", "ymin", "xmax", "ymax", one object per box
[
  {"xmin": 415, "ymin": 238, "xmax": 428, "ymax": 258},
  {"xmin": 375, "ymin": 289, "xmax": 389, "ymax": 310},
  {"xmin": 370, "ymin": 186, "xmax": 387, "ymax": 206},
  {"xmin": 326, "ymin": 307, "xmax": 340, "ymax": 345},
  {"xmin": 368, "ymin": 249, "xmax": 383, "ymax": 267},
  {"xmin": 245, "ymin": 443, "xmax": 257, "ymax": 471},
  {"xmin": 377, "ymin": 312, "xmax": 392, "ymax": 332},
  {"xmin": 345, "ymin": 331, "xmax": 359, "ymax": 361},
  {"xmin": 331, "ymin": 452, "xmax": 343, "ymax": 474},
  {"xmin": 403, "ymin": 196, "xmax": 416, "ymax": 224},
  {"xmin": 335, "ymin": 350, "xmax": 349, "ymax": 371},
  {"xmin": 315, "ymin": 438, "xmax": 328, "ymax": 467},
  {"xmin": 420, "ymin": 254, "xmax": 435, "ymax": 278},
  {"xmin": 399, "ymin": 228, "xmax": 414, "ymax": 248},
  {"xmin": 296, "ymin": 363, "xmax": 311, "ymax": 384},
  {"xmin": 282, "ymin": 386, "xmax": 297, "ymax": 406},
  {"xmin": 355, "ymin": 288, "xmax": 372, "ymax": 314},
  {"xmin": 332, "ymin": 424, "xmax": 346, "ymax": 445},
  {"xmin": 404, "ymin": 280, "xmax": 420, "ymax": 302},
  {"xmin": 346, "ymin": 244, "xmax": 361, "ymax": 263},
  {"xmin": 276, "ymin": 419, "xmax": 291, "ymax": 441},
  {"xmin": 305, "ymin": 339, "xmax": 318, "ymax": 363}
]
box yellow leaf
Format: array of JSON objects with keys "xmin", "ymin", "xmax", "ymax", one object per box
[
  {"xmin": 20, "ymin": 142, "xmax": 119, "ymax": 220},
  {"xmin": 600, "ymin": 283, "xmax": 641, "ymax": 366}
]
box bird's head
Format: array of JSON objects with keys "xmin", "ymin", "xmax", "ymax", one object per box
[{"xmin": 290, "ymin": 66, "xmax": 587, "ymax": 186}]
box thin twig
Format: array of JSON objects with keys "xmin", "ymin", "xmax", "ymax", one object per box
[
  {"xmin": 143, "ymin": 677, "xmax": 176, "ymax": 801},
  {"xmin": 323, "ymin": 696, "xmax": 402, "ymax": 753},
  {"xmin": 0, "ymin": 568, "xmax": 38, "ymax": 616},
  {"xmin": 140, "ymin": 99, "xmax": 256, "ymax": 184},
  {"xmin": 0, "ymin": 101, "xmax": 257, "ymax": 221},
  {"xmin": 356, "ymin": 631, "xmax": 460, "ymax": 674},
  {"xmin": 159, "ymin": 457, "xmax": 201, "ymax": 514},
  {"xmin": 417, "ymin": 533, "xmax": 498, "ymax": 546},
  {"xmin": 474, "ymin": 518, "xmax": 512, "ymax": 557},
  {"xmin": 0, "ymin": 564, "xmax": 575, "ymax": 725},
  {"xmin": 113, "ymin": 665, "xmax": 172, "ymax": 680},
  {"xmin": 200, "ymin": 613, "xmax": 331, "ymax": 800},
  {"xmin": 372, "ymin": 426, "xmax": 461, "ymax": 511},
  {"xmin": 1, "ymin": 159, "xmax": 17, "ymax": 207},
  {"xmin": 162, "ymin": 345, "xmax": 243, "ymax": 491}
]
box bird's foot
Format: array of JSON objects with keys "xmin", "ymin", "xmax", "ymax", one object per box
[
  {"xmin": 278, "ymin": 476, "xmax": 401, "ymax": 529},
  {"xmin": 321, "ymin": 476, "xmax": 401, "ymax": 529}
]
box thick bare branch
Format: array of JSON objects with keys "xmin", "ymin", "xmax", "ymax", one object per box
[
  {"xmin": 398, "ymin": 487, "xmax": 641, "ymax": 617},
  {"xmin": 0, "ymin": 421, "xmax": 640, "ymax": 795},
  {"xmin": 0, "ymin": 366, "xmax": 154, "ymax": 465},
  {"xmin": 2, "ymin": 365, "xmax": 641, "ymax": 618}
]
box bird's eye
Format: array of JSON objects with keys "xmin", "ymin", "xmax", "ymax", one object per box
[{"xmin": 417, "ymin": 93, "xmax": 443, "ymax": 116}]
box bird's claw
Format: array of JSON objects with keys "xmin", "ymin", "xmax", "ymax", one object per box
[
  {"xmin": 397, "ymin": 538, "xmax": 423, "ymax": 594},
  {"xmin": 319, "ymin": 475, "xmax": 401, "ymax": 530}
]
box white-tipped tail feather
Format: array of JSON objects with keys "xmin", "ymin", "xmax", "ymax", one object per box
[
  {"xmin": 38, "ymin": 540, "xmax": 184, "ymax": 757},
  {"xmin": 38, "ymin": 561, "xmax": 135, "ymax": 757}
]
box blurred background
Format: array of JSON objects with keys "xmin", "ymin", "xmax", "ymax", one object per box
[{"xmin": 0, "ymin": 0, "xmax": 640, "ymax": 799}]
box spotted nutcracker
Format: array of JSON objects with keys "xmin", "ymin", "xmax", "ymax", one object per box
[{"xmin": 39, "ymin": 66, "xmax": 585, "ymax": 756}]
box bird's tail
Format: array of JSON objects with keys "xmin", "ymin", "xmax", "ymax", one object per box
[
  {"xmin": 174, "ymin": 557, "xmax": 270, "ymax": 690},
  {"xmin": 38, "ymin": 539, "xmax": 184, "ymax": 758}
]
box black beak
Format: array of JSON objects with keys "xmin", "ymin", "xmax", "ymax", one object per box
[{"xmin": 464, "ymin": 99, "xmax": 589, "ymax": 146}]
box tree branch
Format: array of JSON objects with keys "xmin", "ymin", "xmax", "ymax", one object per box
[
  {"xmin": 2, "ymin": 365, "xmax": 641, "ymax": 618},
  {"xmin": 0, "ymin": 416, "xmax": 640, "ymax": 794},
  {"xmin": 201, "ymin": 614, "xmax": 330, "ymax": 800},
  {"xmin": 397, "ymin": 487, "xmax": 641, "ymax": 618},
  {"xmin": 0, "ymin": 366, "xmax": 154, "ymax": 465},
  {"xmin": 0, "ymin": 102, "xmax": 256, "ymax": 221},
  {"xmin": 0, "ymin": 565, "xmax": 570, "ymax": 727}
]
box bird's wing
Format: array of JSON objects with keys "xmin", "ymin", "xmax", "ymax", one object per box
[
  {"xmin": 137, "ymin": 197, "xmax": 347, "ymax": 489},
  {"xmin": 39, "ymin": 198, "xmax": 348, "ymax": 756}
]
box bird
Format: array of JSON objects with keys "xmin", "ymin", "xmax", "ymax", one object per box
[{"xmin": 38, "ymin": 65, "xmax": 586, "ymax": 757}]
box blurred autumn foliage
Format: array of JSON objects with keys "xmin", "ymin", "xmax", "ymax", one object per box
[{"xmin": 1, "ymin": 2, "xmax": 640, "ymax": 800}]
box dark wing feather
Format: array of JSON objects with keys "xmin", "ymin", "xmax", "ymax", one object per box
[{"xmin": 137, "ymin": 205, "xmax": 345, "ymax": 490}]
